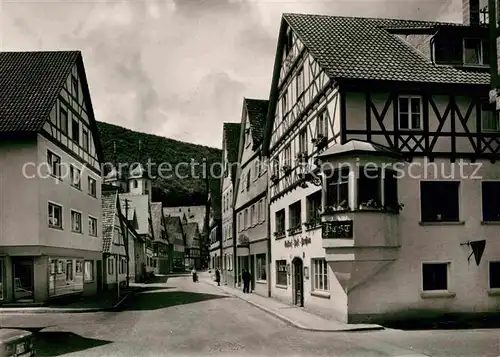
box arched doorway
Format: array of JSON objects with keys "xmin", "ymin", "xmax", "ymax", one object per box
[{"xmin": 292, "ymin": 257, "xmax": 304, "ymax": 307}]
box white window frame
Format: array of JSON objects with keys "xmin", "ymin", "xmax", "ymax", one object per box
[
  {"xmin": 463, "ymin": 37, "xmax": 486, "ymax": 66},
  {"xmin": 312, "ymin": 258, "xmax": 329, "ymax": 292},
  {"xmin": 421, "ymin": 261, "xmax": 452, "ymax": 295},
  {"xmin": 84, "ymin": 260, "xmax": 94, "ymax": 281},
  {"xmin": 47, "ymin": 150, "xmax": 62, "ymax": 179},
  {"xmin": 316, "ymin": 110, "xmax": 328, "ymax": 137},
  {"xmin": 71, "ymin": 210, "xmax": 82, "ymax": 233},
  {"xmin": 398, "ymin": 95, "xmax": 422, "ymax": 130},
  {"xmin": 48, "ymin": 201, "xmax": 63, "ymax": 229},
  {"xmin": 88, "ymin": 176, "xmax": 97, "ymax": 198},
  {"xmin": 70, "ymin": 165, "xmax": 81, "ymax": 189},
  {"xmin": 89, "ymin": 216, "xmax": 98, "ymax": 236}
]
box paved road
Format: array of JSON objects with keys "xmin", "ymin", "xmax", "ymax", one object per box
[{"xmin": 2, "ymin": 276, "xmax": 500, "ymax": 356}]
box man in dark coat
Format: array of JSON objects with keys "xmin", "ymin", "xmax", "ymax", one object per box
[
  {"xmin": 215, "ymin": 269, "xmax": 221, "ymax": 286},
  {"xmin": 242, "ymin": 269, "xmax": 251, "ymax": 293}
]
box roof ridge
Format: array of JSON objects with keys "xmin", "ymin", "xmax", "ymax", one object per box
[{"xmin": 282, "ymin": 12, "xmax": 463, "ymax": 26}]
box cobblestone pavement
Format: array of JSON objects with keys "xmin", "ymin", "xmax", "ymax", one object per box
[{"xmin": 1, "ymin": 276, "xmax": 499, "ymax": 357}]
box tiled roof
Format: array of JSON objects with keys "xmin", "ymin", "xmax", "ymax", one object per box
[
  {"xmin": 182, "ymin": 222, "xmax": 200, "ymax": 248},
  {"xmin": 244, "ymin": 99, "xmax": 268, "ymax": 147},
  {"xmin": 102, "ymin": 191, "xmax": 118, "ymax": 253},
  {"xmin": 223, "ymin": 123, "xmax": 241, "ymax": 164},
  {"xmin": 0, "ymin": 51, "xmax": 80, "ymax": 132},
  {"xmin": 119, "ymin": 194, "xmax": 150, "ymax": 236},
  {"xmin": 207, "ymin": 177, "xmax": 221, "ymax": 219},
  {"xmin": 165, "ymin": 216, "xmax": 185, "ymax": 245},
  {"xmin": 283, "ymin": 13, "xmax": 490, "ymax": 85},
  {"xmin": 150, "ymin": 202, "xmax": 163, "ymax": 241}
]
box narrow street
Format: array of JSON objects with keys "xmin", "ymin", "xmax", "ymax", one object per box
[{"xmin": 1, "ymin": 276, "xmax": 499, "ymax": 356}]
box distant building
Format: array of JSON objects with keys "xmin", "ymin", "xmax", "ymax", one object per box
[
  {"xmin": 151, "ymin": 202, "xmax": 169, "ymax": 274},
  {"xmin": 220, "ymin": 122, "xmax": 240, "ymax": 286},
  {"xmin": 0, "ymin": 51, "xmax": 104, "ymax": 303},
  {"xmin": 182, "ymin": 222, "xmax": 201, "ymax": 270},
  {"xmin": 165, "ymin": 216, "xmax": 186, "ymax": 272},
  {"xmin": 233, "ymin": 98, "xmax": 269, "ymax": 296},
  {"xmin": 207, "ymin": 178, "xmax": 222, "ymax": 272},
  {"xmin": 163, "ymin": 205, "xmax": 206, "ymax": 232}
]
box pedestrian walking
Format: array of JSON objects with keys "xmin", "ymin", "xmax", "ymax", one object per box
[
  {"xmin": 215, "ymin": 269, "xmax": 221, "ymax": 286},
  {"xmin": 191, "ymin": 267, "xmax": 198, "ymax": 282},
  {"xmin": 242, "ymin": 269, "xmax": 251, "ymax": 293}
]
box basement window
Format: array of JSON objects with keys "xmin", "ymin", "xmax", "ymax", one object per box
[
  {"xmin": 422, "ymin": 262, "xmax": 449, "ymax": 291},
  {"xmin": 482, "ymin": 181, "xmax": 500, "ymax": 221},
  {"xmin": 420, "ymin": 181, "xmax": 460, "ymax": 222}
]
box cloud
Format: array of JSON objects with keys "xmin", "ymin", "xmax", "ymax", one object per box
[{"xmin": 1, "ymin": 0, "xmax": 460, "ymax": 148}]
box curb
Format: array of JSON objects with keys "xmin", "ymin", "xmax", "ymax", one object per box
[
  {"xmin": 0, "ymin": 288, "xmax": 141, "ymax": 314},
  {"xmin": 200, "ymin": 279, "xmax": 384, "ymax": 332}
]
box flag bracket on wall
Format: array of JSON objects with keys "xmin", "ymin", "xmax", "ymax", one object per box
[{"xmin": 460, "ymin": 240, "xmax": 486, "ymax": 266}]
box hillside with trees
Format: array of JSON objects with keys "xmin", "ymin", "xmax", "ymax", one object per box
[{"xmin": 97, "ymin": 121, "xmax": 222, "ymax": 206}]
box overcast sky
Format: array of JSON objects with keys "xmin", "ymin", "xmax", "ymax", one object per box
[{"xmin": 1, "ymin": 0, "xmax": 460, "ymax": 149}]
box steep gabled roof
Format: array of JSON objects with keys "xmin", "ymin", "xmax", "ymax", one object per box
[
  {"xmin": 262, "ymin": 14, "xmax": 491, "ymax": 157},
  {"xmin": 0, "ymin": 51, "xmax": 104, "ymax": 162},
  {"xmin": 150, "ymin": 202, "xmax": 163, "ymax": 242},
  {"xmin": 165, "ymin": 216, "xmax": 185, "ymax": 245},
  {"xmin": 102, "ymin": 191, "xmax": 118, "ymax": 253},
  {"xmin": 283, "ymin": 13, "xmax": 490, "ymax": 85},
  {"xmin": 223, "ymin": 122, "xmax": 241, "ymax": 165},
  {"xmin": 244, "ymin": 98, "xmax": 268, "ymax": 148},
  {"xmin": 182, "ymin": 222, "xmax": 200, "ymax": 248}
]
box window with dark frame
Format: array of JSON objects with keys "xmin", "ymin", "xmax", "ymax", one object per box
[
  {"xmin": 71, "ymin": 76, "xmax": 79, "ymax": 99},
  {"xmin": 89, "ymin": 217, "xmax": 98, "ymax": 236},
  {"xmin": 256, "ymin": 254, "xmax": 267, "ymax": 281},
  {"xmin": 358, "ymin": 167, "xmax": 382, "ymax": 206},
  {"xmin": 316, "ymin": 110, "xmax": 328, "ymax": 137},
  {"xmin": 420, "ymin": 181, "xmax": 460, "ymax": 222},
  {"xmin": 463, "ymin": 38, "xmax": 488, "ymax": 65},
  {"xmin": 276, "ymin": 260, "xmax": 287, "ymax": 286},
  {"xmin": 296, "ymin": 67, "xmax": 304, "ymax": 97},
  {"xmin": 422, "ymin": 263, "xmax": 448, "ymax": 291},
  {"xmin": 47, "ymin": 150, "xmax": 62, "ymax": 178},
  {"xmin": 299, "ymin": 129, "xmax": 307, "ymax": 155},
  {"xmin": 72, "ymin": 118, "xmax": 79, "ymax": 143},
  {"xmin": 306, "ymin": 191, "xmax": 322, "ymax": 222},
  {"xmin": 275, "ymin": 209, "xmax": 285, "ymax": 235},
  {"xmin": 82, "ymin": 129, "xmax": 89, "ymax": 151},
  {"xmin": 283, "ymin": 144, "xmax": 291, "ymax": 167},
  {"xmin": 282, "ymin": 90, "xmax": 288, "ymax": 117},
  {"xmin": 60, "ymin": 107, "xmax": 68, "ymax": 134},
  {"xmin": 482, "ymin": 181, "xmax": 500, "ymax": 221},
  {"xmin": 288, "ymin": 200, "xmax": 302, "ymax": 230},
  {"xmin": 384, "ymin": 169, "xmax": 399, "ymax": 211},
  {"xmin": 398, "ymin": 96, "xmax": 422, "ymax": 130},
  {"xmin": 326, "ymin": 167, "xmax": 349, "ymax": 209},
  {"xmin": 489, "ymin": 262, "xmax": 500, "ymax": 289},
  {"xmin": 481, "ymin": 103, "xmax": 500, "ymax": 132}
]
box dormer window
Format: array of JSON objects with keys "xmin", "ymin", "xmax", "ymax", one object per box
[{"xmin": 463, "ymin": 38, "xmax": 489, "ymax": 66}]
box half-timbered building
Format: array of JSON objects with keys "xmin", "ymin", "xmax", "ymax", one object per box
[
  {"xmin": 0, "ymin": 51, "xmax": 104, "ymax": 303},
  {"xmin": 233, "ymin": 99, "xmax": 270, "ymax": 296},
  {"xmin": 207, "ymin": 178, "xmax": 222, "ymax": 273},
  {"xmin": 262, "ymin": 13, "xmax": 499, "ymax": 323},
  {"xmin": 221, "ymin": 123, "xmax": 240, "ymax": 286}
]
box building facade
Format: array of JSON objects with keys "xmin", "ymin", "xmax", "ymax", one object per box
[
  {"xmin": 262, "ymin": 13, "xmax": 498, "ymax": 323},
  {"xmin": 233, "ymin": 99, "xmax": 270, "ymax": 296},
  {"xmin": 183, "ymin": 222, "xmax": 202, "ymax": 270},
  {"xmin": 221, "ymin": 123, "xmax": 240, "ymax": 286},
  {"xmin": 165, "ymin": 216, "xmax": 186, "ymax": 272},
  {"xmin": 0, "ymin": 51, "xmax": 104, "ymax": 303},
  {"xmin": 163, "ymin": 205, "xmax": 206, "ymax": 231},
  {"xmin": 208, "ymin": 178, "xmax": 222, "ymax": 272}
]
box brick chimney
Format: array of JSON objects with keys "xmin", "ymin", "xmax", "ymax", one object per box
[{"xmin": 463, "ymin": 0, "xmax": 480, "ymax": 25}]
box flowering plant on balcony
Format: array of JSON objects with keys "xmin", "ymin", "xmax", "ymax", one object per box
[
  {"xmin": 274, "ymin": 230, "xmax": 286, "ymax": 238},
  {"xmin": 303, "ymin": 216, "xmax": 321, "ymax": 230},
  {"xmin": 270, "ymin": 174, "xmax": 279, "ymax": 183},
  {"xmin": 282, "ymin": 165, "xmax": 292, "ymax": 175},
  {"xmin": 296, "ymin": 152, "xmax": 308, "ymax": 163},
  {"xmin": 358, "ymin": 199, "xmax": 382, "ymax": 210},
  {"xmin": 312, "ymin": 134, "xmax": 328, "ymax": 149},
  {"xmin": 384, "ymin": 202, "xmax": 405, "ymax": 213},
  {"xmin": 321, "ymin": 200, "xmax": 349, "ymax": 214},
  {"xmin": 287, "ymin": 224, "xmax": 302, "ymax": 235}
]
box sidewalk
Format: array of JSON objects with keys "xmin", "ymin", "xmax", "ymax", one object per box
[
  {"xmin": 199, "ymin": 272, "xmax": 383, "ymax": 332},
  {"xmin": 0, "ymin": 286, "xmax": 141, "ymax": 314}
]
